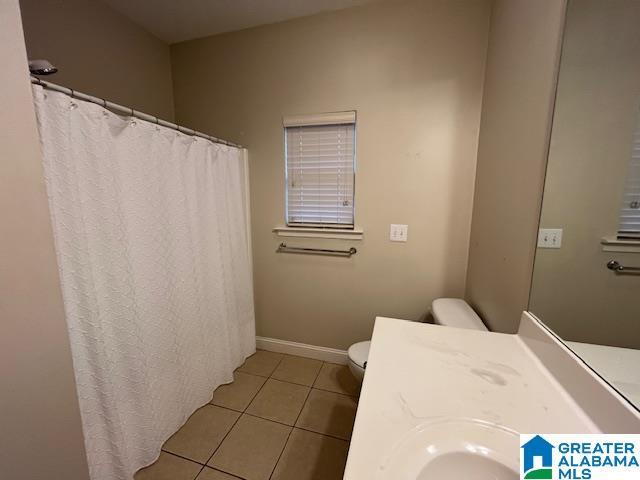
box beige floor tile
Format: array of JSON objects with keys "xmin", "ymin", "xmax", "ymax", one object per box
[
  {"xmin": 295, "ymin": 389, "xmax": 357, "ymax": 440},
  {"xmin": 237, "ymin": 350, "xmax": 284, "ymax": 377},
  {"xmin": 163, "ymin": 405, "xmax": 240, "ymax": 463},
  {"xmin": 271, "ymin": 428, "xmax": 349, "ymax": 480},
  {"xmin": 271, "ymin": 355, "xmax": 322, "ymax": 386},
  {"xmin": 211, "ymin": 372, "xmax": 267, "ymax": 412},
  {"xmin": 313, "ymin": 363, "xmax": 360, "ymax": 396},
  {"xmin": 135, "ymin": 452, "xmax": 202, "ymax": 480},
  {"xmin": 246, "ymin": 378, "xmax": 310, "ymax": 425},
  {"xmin": 196, "ymin": 466, "xmax": 241, "ymax": 480},
  {"xmin": 208, "ymin": 414, "xmax": 291, "ymax": 480}
]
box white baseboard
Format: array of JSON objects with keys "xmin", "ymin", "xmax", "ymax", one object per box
[{"xmin": 256, "ymin": 336, "xmax": 348, "ymax": 365}]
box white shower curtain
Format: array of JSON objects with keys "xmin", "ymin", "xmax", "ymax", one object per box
[{"xmin": 32, "ymin": 85, "xmax": 256, "ymax": 480}]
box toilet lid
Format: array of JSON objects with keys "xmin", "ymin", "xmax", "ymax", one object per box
[{"xmin": 348, "ymin": 340, "xmax": 370, "ymax": 368}]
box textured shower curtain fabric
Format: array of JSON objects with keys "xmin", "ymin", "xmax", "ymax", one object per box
[{"xmin": 32, "ymin": 85, "xmax": 256, "ymax": 480}]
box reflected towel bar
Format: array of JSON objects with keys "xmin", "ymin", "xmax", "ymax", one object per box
[
  {"xmin": 277, "ymin": 242, "xmax": 357, "ymax": 257},
  {"xmin": 606, "ymin": 260, "xmax": 640, "ymax": 274}
]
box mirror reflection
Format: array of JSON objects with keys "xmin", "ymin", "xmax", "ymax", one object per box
[
  {"xmin": 530, "ymin": 0, "xmax": 640, "ymax": 405},
  {"xmin": 530, "ymin": 0, "xmax": 640, "ymax": 407}
]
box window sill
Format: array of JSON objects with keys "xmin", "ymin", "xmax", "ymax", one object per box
[
  {"xmin": 601, "ymin": 236, "xmax": 640, "ymax": 253},
  {"xmin": 273, "ymin": 226, "xmax": 364, "ymax": 240}
]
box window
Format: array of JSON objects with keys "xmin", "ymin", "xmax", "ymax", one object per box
[
  {"xmin": 618, "ymin": 107, "xmax": 640, "ymax": 239},
  {"xmin": 284, "ymin": 112, "xmax": 356, "ymax": 228}
]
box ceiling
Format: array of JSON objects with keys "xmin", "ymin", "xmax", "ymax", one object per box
[{"xmin": 102, "ymin": 0, "xmax": 385, "ymax": 44}]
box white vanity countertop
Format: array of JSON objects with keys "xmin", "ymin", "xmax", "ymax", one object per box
[
  {"xmin": 567, "ymin": 341, "xmax": 640, "ymax": 407},
  {"xmin": 343, "ymin": 317, "xmax": 599, "ymax": 480}
]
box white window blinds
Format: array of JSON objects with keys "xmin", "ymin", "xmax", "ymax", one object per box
[
  {"xmin": 285, "ymin": 116, "xmax": 355, "ymax": 227},
  {"xmin": 618, "ymin": 108, "xmax": 640, "ymax": 238}
]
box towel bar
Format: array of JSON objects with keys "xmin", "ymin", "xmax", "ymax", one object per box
[
  {"xmin": 606, "ymin": 260, "xmax": 640, "ymax": 274},
  {"xmin": 276, "ymin": 242, "xmax": 357, "ymax": 258}
]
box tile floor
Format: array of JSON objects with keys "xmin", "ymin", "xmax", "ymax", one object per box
[{"xmin": 135, "ymin": 350, "xmax": 360, "ymax": 480}]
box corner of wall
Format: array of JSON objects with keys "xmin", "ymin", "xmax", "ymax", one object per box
[
  {"xmin": 0, "ymin": 1, "xmax": 89, "ymax": 478},
  {"xmin": 465, "ymin": 0, "xmax": 567, "ymax": 333}
]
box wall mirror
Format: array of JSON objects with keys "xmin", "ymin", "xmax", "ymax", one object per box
[{"xmin": 529, "ymin": 0, "xmax": 640, "ymax": 408}]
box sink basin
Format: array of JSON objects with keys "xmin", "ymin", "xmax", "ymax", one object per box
[
  {"xmin": 418, "ymin": 452, "xmax": 516, "ymax": 479},
  {"xmin": 377, "ymin": 418, "xmax": 519, "ymax": 480}
]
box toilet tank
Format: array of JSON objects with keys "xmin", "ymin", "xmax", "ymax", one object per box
[{"xmin": 431, "ymin": 298, "xmax": 487, "ymax": 331}]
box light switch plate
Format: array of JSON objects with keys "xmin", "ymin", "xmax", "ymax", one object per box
[
  {"xmin": 538, "ymin": 228, "xmax": 563, "ymax": 249},
  {"xmin": 390, "ymin": 224, "xmax": 408, "ymax": 242}
]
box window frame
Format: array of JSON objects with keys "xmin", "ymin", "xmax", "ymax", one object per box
[
  {"xmin": 283, "ymin": 112, "xmax": 357, "ymax": 229},
  {"xmin": 617, "ymin": 103, "xmax": 640, "ymax": 240}
]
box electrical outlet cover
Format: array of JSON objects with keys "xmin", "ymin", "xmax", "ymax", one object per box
[{"xmin": 390, "ymin": 224, "xmax": 408, "ymax": 242}]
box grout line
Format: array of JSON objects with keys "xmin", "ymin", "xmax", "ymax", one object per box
[
  {"xmin": 261, "ymin": 375, "xmax": 359, "ymax": 398},
  {"xmin": 291, "ymin": 425, "xmax": 351, "ymax": 443},
  {"xmin": 235, "ymin": 370, "xmax": 269, "ymax": 379},
  {"xmin": 235, "ymin": 355, "xmax": 287, "ymax": 414},
  {"xmin": 310, "ymin": 362, "xmax": 322, "ymax": 389},
  {"xmin": 193, "ymin": 464, "xmax": 206, "ymax": 480},
  {"xmin": 266, "ymin": 360, "xmax": 330, "ymax": 480},
  {"xmin": 163, "ymin": 357, "xmax": 354, "ymax": 480},
  {"xmin": 210, "ymin": 408, "xmax": 350, "ymax": 443},
  {"xmin": 235, "ymin": 368, "xmax": 270, "ymax": 379},
  {"xmin": 263, "ymin": 375, "xmax": 317, "ymax": 389},
  {"xmin": 311, "ymin": 362, "xmax": 361, "ymax": 397},
  {"xmin": 237, "ymin": 369, "xmax": 358, "ymax": 396},
  {"xmin": 209, "ymin": 401, "xmax": 243, "ymax": 414},
  {"xmin": 264, "ymin": 414, "xmax": 350, "ymax": 443},
  {"xmin": 267, "ymin": 430, "xmax": 292, "ymax": 480},
  {"xmin": 202, "ymin": 407, "xmax": 244, "ymax": 469},
  {"xmin": 294, "ymin": 424, "xmax": 351, "ymax": 443},
  {"xmin": 212, "ymin": 363, "xmax": 357, "ymax": 440},
  {"xmin": 268, "ymin": 353, "xmax": 287, "ymax": 378},
  {"xmin": 323, "ymin": 360, "xmax": 349, "ymax": 367},
  {"xmin": 202, "ymin": 356, "xmax": 286, "ymax": 478},
  {"xmin": 155, "ymin": 355, "xmax": 280, "ymax": 480},
  {"xmin": 209, "ymin": 373, "xmax": 267, "ymax": 413},
  {"xmin": 269, "ymin": 371, "xmax": 323, "ymax": 388},
  {"xmin": 241, "ymin": 410, "xmax": 297, "ymax": 430},
  {"xmin": 298, "ymin": 361, "xmax": 355, "ymax": 442},
  {"xmin": 243, "ymin": 359, "xmax": 355, "ymax": 394},
  {"xmin": 195, "ymin": 377, "xmax": 358, "ymax": 445},
  {"xmin": 160, "ymin": 419, "xmax": 349, "ymax": 477},
  {"xmin": 203, "ymin": 465, "xmax": 246, "ymax": 479},
  {"xmin": 311, "ymin": 385, "xmax": 360, "ymax": 399},
  {"xmin": 242, "ymin": 375, "xmax": 270, "ymax": 413},
  {"xmin": 299, "ymin": 362, "xmax": 325, "ymax": 422},
  {"xmin": 161, "ymin": 449, "xmax": 206, "ymax": 466}
]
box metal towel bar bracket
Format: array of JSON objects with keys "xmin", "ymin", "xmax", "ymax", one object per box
[
  {"xmin": 607, "ymin": 260, "xmax": 640, "ymax": 274},
  {"xmin": 277, "ymin": 242, "xmax": 357, "ymax": 258}
]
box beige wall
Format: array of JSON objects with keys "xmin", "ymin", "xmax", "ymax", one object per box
[
  {"xmin": 171, "ymin": 0, "xmax": 491, "ymax": 349},
  {"xmin": 0, "ymin": 1, "xmax": 89, "ymax": 478},
  {"xmin": 19, "ymin": 0, "xmax": 175, "ymax": 120},
  {"xmin": 465, "ymin": 0, "xmax": 566, "ymax": 333},
  {"xmin": 530, "ymin": 0, "xmax": 640, "ymax": 349}
]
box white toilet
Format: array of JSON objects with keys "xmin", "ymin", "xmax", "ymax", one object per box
[{"xmin": 347, "ymin": 298, "xmax": 487, "ymax": 382}]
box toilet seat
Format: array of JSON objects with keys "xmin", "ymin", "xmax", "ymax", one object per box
[
  {"xmin": 346, "ymin": 299, "xmax": 486, "ymax": 384},
  {"xmin": 348, "ymin": 340, "xmax": 370, "ymax": 368}
]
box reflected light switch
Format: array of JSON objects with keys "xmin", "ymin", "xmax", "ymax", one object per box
[{"xmin": 538, "ymin": 228, "xmax": 563, "ymax": 249}]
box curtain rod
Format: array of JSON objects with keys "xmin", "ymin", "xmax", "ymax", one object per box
[{"xmin": 30, "ymin": 76, "xmax": 243, "ymax": 149}]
